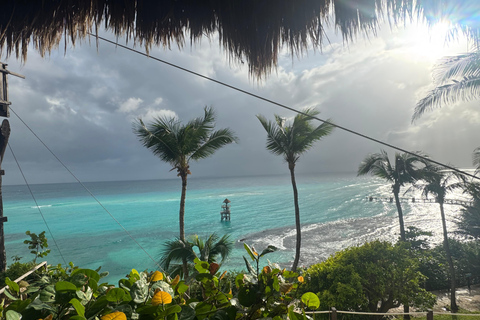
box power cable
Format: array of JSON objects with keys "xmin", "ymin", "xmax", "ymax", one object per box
[
  {"xmin": 9, "ymin": 107, "xmax": 164, "ymax": 272},
  {"xmin": 7, "ymin": 143, "xmax": 67, "ymax": 265},
  {"xmin": 87, "ymin": 33, "xmax": 480, "ymax": 181}
]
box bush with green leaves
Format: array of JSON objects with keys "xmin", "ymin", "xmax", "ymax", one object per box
[
  {"xmin": 0, "ymin": 243, "xmax": 320, "ymax": 320},
  {"xmin": 301, "ymin": 240, "xmax": 436, "ymax": 314}
]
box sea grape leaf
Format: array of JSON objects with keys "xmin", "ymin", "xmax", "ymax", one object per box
[
  {"xmin": 243, "ymin": 243, "xmax": 256, "ymax": 261},
  {"xmin": 55, "ymin": 281, "xmax": 77, "ymax": 292},
  {"xmin": 69, "ymin": 298, "xmax": 85, "ymax": 317},
  {"xmin": 130, "ymin": 279, "xmax": 148, "ymax": 304},
  {"xmin": 72, "ymin": 269, "xmax": 100, "ymax": 282},
  {"xmin": 106, "ymin": 288, "xmax": 126, "ymax": 303},
  {"xmin": 242, "ymin": 257, "xmax": 256, "ymax": 277},
  {"xmin": 237, "ymin": 286, "xmax": 257, "ymax": 307},
  {"xmin": 259, "ymin": 245, "xmax": 278, "ymax": 257},
  {"xmin": 301, "ymin": 292, "xmax": 320, "ymax": 309},
  {"xmin": 151, "ymin": 281, "xmax": 174, "ymax": 297},
  {"xmin": 5, "ymin": 310, "xmax": 21, "ymax": 320},
  {"xmin": 5, "ymin": 277, "xmax": 19, "ymax": 294}
]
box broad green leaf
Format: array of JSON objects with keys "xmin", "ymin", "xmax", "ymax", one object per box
[
  {"xmin": 194, "ymin": 259, "xmax": 210, "ymax": 274},
  {"xmin": 243, "ymin": 243, "xmax": 256, "ymax": 261},
  {"xmin": 195, "ymin": 273, "xmax": 213, "ymax": 283},
  {"xmin": 5, "ymin": 277, "xmax": 19, "ymax": 294},
  {"xmin": 5, "ymin": 310, "xmax": 21, "ymax": 320},
  {"xmin": 39, "ymin": 285, "xmax": 56, "ymax": 302},
  {"xmin": 237, "ymin": 286, "xmax": 257, "ymax": 307},
  {"xmin": 55, "ymin": 281, "xmax": 77, "ymax": 292},
  {"xmin": 129, "ymin": 269, "xmax": 140, "ymax": 282},
  {"xmin": 69, "ymin": 298, "xmax": 85, "ymax": 316},
  {"xmin": 301, "ymin": 292, "xmax": 320, "ymax": 309},
  {"xmin": 165, "ymin": 304, "xmax": 182, "ymax": 316},
  {"xmin": 69, "ymin": 316, "xmax": 87, "ymax": 320},
  {"xmin": 178, "ymin": 305, "xmax": 195, "ymax": 320},
  {"xmin": 195, "ymin": 302, "xmax": 216, "ymax": 319},
  {"xmin": 283, "ymin": 270, "xmax": 297, "ymax": 278},
  {"xmin": 3, "ymin": 290, "xmax": 18, "ymax": 301},
  {"xmin": 177, "ymin": 282, "xmax": 189, "ymax": 295},
  {"xmin": 259, "ymin": 245, "xmax": 278, "ymax": 257},
  {"xmin": 72, "ymin": 269, "xmax": 100, "ymax": 282},
  {"xmin": 85, "ymin": 296, "xmax": 108, "ymax": 318},
  {"xmin": 136, "ymin": 305, "xmax": 160, "ymax": 314},
  {"xmin": 106, "ymin": 288, "xmax": 126, "ymax": 302},
  {"xmin": 6, "ymin": 299, "xmax": 31, "ymax": 313}
]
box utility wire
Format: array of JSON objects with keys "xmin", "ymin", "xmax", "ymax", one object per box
[
  {"xmin": 8, "ymin": 143, "xmax": 67, "ymax": 265},
  {"xmin": 9, "ymin": 107, "xmax": 164, "ymax": 272},
  {"xmin": 88, "ymin": 33, "xmax": 480, "ymax": 181}
]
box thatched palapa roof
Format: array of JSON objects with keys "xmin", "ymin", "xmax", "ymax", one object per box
[{"xmin": 1, "ymin": 1, "xmax": 480, "ymax": 77}]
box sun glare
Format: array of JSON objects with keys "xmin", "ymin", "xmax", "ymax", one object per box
[{"xmin": 401, "ymin": 21, "xmax": 465, "ymax": 62}]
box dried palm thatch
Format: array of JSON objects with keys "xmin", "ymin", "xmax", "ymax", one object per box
[{"xmin": 1, "ymin": 0, "xmax": 479, "ymax": 78}]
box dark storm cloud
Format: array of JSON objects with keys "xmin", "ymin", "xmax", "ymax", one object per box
[{"xmin": 0, "ymin": 24, "xmax": 476, "ymax": 185}]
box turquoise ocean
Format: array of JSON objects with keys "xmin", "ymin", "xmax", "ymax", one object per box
[{"xmin": 2, "ymin": 173, "xmax": 466, "ymax": 283}]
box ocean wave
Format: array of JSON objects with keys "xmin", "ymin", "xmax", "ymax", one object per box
[{"xmin": 31, "ymin": 204, "xmax": 52, "ymax": 209}]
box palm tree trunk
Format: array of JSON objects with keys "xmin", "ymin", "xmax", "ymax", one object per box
[
  {"xmin": 439, "ymin": 202, "xmax": 457, "ymax": 312},
  {"xmin": 289, "ymin": 163, "xmax": 301, "ymax": 272},
  {"xmin": 179, "ymin": 173, "xmax": 188, "ymax": 277},
  {"xmin": 393, "ymin": 190, "xmax": 406, "ymax": 241},
  {"xmin": 393, "ymin": 188, "xmax": 409, "ymax": 319}
]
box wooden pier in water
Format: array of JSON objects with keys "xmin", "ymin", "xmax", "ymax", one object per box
[
  {"xmin": 367, "ymin": 196, "xmax": 473, "ymax": 206},
  {"xmin": 221, "ymin": 198, "xmax": 231, "ymax": 221}
]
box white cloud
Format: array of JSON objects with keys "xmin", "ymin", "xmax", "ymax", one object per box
[
  {"xmin": 118, "ymin": 97, "xmax": 143, "ymax": 113},
  {"xmin": 140, "ymin": 108, "xmax": 177, "ymax": 123},
  {"xmin": 153, "ymin": 97, "xmax": 163, "ymax": 106}
]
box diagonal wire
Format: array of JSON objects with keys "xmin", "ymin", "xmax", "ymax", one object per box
[
  {"xmin": 9, "ymin": 107, "xmax": 164, "ymax": 272},
  {"xmin": 87, "ymin": 33, "xmax": 480, "ymax": 181},
  {"xmin": 8, "ymin": 143, "xmax": 67, "ymax": 265}
]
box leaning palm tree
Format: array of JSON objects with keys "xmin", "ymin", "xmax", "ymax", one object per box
[
  {"xmin": 413, "ymin": 46, "xmax": 480, "ymax": 122},
  {"xmin": 358, "ymin": 150, "xmax": 428, "ymax": 241},
  {"xmin": 257, "ymin": 108, "xmax": 334, "ymax": 271},
  {"xmin": 416, "ymin": 165, "xmax": 464, "ymax": 312},
  {"xmin": 160, "ymin": 234, "xmax": 233, "ymax": 278},
  {"xmin": 133, "ymin": 107, "xmax": 237, "ymax": 275}
]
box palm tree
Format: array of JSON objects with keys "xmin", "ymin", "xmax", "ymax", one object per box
[
  {"xmin": 473, "ymin": 147, "xmax": 480, "ymax": 175},
  {"xmin": 160, "ymin": 234, "xmax": 233, "ymax": 278},
  {"xmin": 457, "ymin": 186, "xmax": 480, "ymax": 239},
  {"xmin": 133, "ymin": 107, "xmax": 237, "ymax": 275},
  {"xmin": 416, "ymin": 165, "xmax": 464, "ymax": 312},
  {"xmin": 413, "ymin": 47, "xmax": 480, "ymax": 122},
  {"xmin": 357, "ymin": 150, "xmax": 428, "ymax": 241},
  {"xmin": 257, "ymin": 108, "xmax": 334, "ymax": 271}
]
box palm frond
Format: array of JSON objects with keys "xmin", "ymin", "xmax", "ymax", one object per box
[
  {"xmin": 413, "ymin": 75, "xmax": 480, "ymax": 122},
  {"xmin": 433, "ymin": 51, "xmax": 480, "ymax": 84},
  {"xmin": 257, "ymin": 108, "xmax": 333, "ymax": 165},
  {"xmin": 159, "ymin": 238, "xmax": 195, "ymax": 271},
  {"xmin": 357, "ymin": 151, "xmax": 392, "ymax": 182},
  {"xmin": 257, "ymin": 114, "xmax": 289, "ymax": 157},
  {"xmin": 189, "ymin": 128, "xmax": 238, "ymax": 161}
]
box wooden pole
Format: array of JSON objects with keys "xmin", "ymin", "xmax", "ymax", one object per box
[{"xmin": 0, "ymin": 62, "xmax": 24, "ymax": 272}]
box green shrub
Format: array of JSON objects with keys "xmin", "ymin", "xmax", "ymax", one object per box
[{"xmin": 302, "ymin": 240, "xmax": 436, "ymax": 314}]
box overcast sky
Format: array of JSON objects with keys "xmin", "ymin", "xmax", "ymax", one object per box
[{"xmin": 0, "ymin": 20, "xmax": 477, "ymax": 185}]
